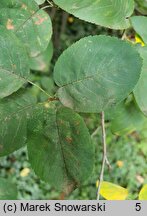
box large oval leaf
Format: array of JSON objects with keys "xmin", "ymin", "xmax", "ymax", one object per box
[
  {"xmin": 0, "ymin": 178, "xmax": 17, "ymax": 200},
  {"xmin": 27, "ymin": 104, "xmax": 94, "ymax": 191},
  {"xmin": 139, "ymin": 184, "xmax": 147, "ymax": 200},
  {"xmin": 54, "ymin": 36, "xmax": 142, "ymax": 113},
  {"xmin": 0, "ymin": 90, "xmax": 36, "ymax": 156},
  {"xmin": 53, "ymin": 0, "xmax": 134, "ymax": 30},
  {"xmin": 131, "ymin": 16, "xmax": 147, "ymax": 44},
  {"xmin": 0, "ymin": 27, "xmax": 30, "ymax": 98},
  {"xmin": 134, "ymin": 46, "xmax": 147, "ymax": 116},
  {"xmin": 0, "ymin": 0, "xmax": 52, "ymax": 57}
]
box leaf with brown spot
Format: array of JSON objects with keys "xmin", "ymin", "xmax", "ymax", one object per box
[
  {"xmin": 27, "ymin": 105, "xmax": 94, "ymax": 191},
  {"xmin": 6, "ymin": 19, "xmax": 15, "ymax": 30},
  {"xmin": 35, "ymin": 14, "xmax": 48, "ymax": 25},
  {"xmin": 0, "ymin": 0, "xmax": 52, "ymax": 57},
  {"xmin": 66, "ymin": 137, "xmax": 73, "ymax": 144}
]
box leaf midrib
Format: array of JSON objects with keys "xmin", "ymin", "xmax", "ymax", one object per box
[
  {"xmin": 59, "ymin": 73, "xmax": 129, "ymax": 88},
  {"xmin": 55, "ymin": 109, "xmax": 75, "ymax": 186},
  {"xmin": 0, "ymin": 67, "xmax": 28, "ymax": 81}
]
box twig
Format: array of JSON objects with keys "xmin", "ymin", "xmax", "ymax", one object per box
[
  {"xmin": 105, "ymin": 156, "xmax": 112, "ymax": 171},
  {"xmin": 96, "ymin": 111, "xmax": 109, "ymax": 200},
  {"xmin": 121, "ymin": 30, "xmax": 127, "ymax": 40},
  {"xmin": 27, "ymin": 80, "xmax": 52, "ymax": 98},
  {"xmin": 91, "ymin": 127, "xmax": 100, "ymax": 138},
  {"xmin": 41, "ymin": 5, "xmax": 53, "ymax": 10},
  {"xmin": 46, "ymin": 0, "xmax": 54, "ymax": 7}
]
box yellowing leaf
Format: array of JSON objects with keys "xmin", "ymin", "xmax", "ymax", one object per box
[
  {"xmin": 135, "ymin": 35, "xmax": 145, "ymax": 47},
  {"xmin": 97, "ymin": 181, "xmax": 128, "ymax": 200},
  {"xmin": 20, "ymin": 168, "xmax": 30, "ymax": 177},
  {"xmin": 139, "ymin": 184, "xmax": 147, "ymax": 200}
]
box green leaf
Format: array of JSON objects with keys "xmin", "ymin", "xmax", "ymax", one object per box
[
  {"xmin": 0, "ymin": 0, "xmax": 38, "ymax": 10},
  {"xmin": 54, "ymin": 36, "xmax": 142, "ymax": 113},
  {"xmin": 40, "ymin": 76, "xmax": 55, "ymax": 92},
  {"xmin": 34, "ymin": 0, "xmax": 45, "ymax": 5},
  {"xmin": 53, "ymin": 0, "xmax": 134, "ymax": 29},
  {"xmin": 0, "ymin": 27, "xmax": 30, "ymax": 98},
  {"xmin": 0, "ymin": 90, "xmax": 36, "ymax": 156},
  {"xmin": 97, "ymin": 181, "xmax": 128, "ymax": 200},
  {"xmin": 27, "ymin": 104, "xmax": 94, "ymax": 191},
  {"xmin": 135, "ymin": 0, "xmax": 147, "ymax": 15},
  {"xmin": 139, "ymin": 184, "xmax": 147, "ymax": 200},
  {"xmin": 131, "ymin": 16, "xmax": 147, "ymax": 44},
  {"xmin": 0, "ymin": 0, "xmax": 52, "ymax": 57},
  {"xmin": 39, "ymin": 76, "xmax": 57, "ymax": 100},
  {"xmin": 0, "ymin": 178, "xmax": 17, "ymax": 200},
  {"xmin": 30, "ymin": 42, "xmax": 53, "ymax": 72},
  {"xmin": 110, "ymin": 100, "xmax": 146, "ymax": 135},
  {"xmin": 135, "ymin": 0, "xmax": 147, "ymax": 8},
  {"xmin": 134, "ymin": 46, "xmax": 147, "ymax": 116}
]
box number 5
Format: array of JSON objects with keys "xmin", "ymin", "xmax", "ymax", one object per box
[{"xmin": 135, "ymin": 203, "xmax": 141, "ymax": 211}]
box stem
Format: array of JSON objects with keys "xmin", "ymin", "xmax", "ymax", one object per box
[
  {"xmin": 41, "ymin": 5, "xmax": 53, "ymax": 10},
  {"xmin": 47, "ymin": 0, "xmax": 54, "ymax": 7},
  {"xmin": 121, "ymin": 30, "xmax": 126, "ymax": 40},
  {"xmin": 28, "ymin": 80, "xmax": 52, "ymax": 98},
  {"xmin": 96, "ymin": 111, "xmax": 107, "ymax": 200},
  {"xmin": 91, "ymin": 127, "xmax": 100, "ymax": 138}
]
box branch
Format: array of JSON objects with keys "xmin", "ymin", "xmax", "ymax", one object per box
[
  {"xmin": 121, "ymin": 30, "xmax": 127, "ymax": 40},
  {"xmin": 46, "ymin": 0, "xmax": 54, "ymax": 7},
  {"xmin": 96, "ymin": 111, "xmax": 111, "ymax": 200},
  {"xmin": 28, "ymin": 80, "xmax": 52, "ymax": 98},
  {"xmin": 91, "ymin": 127, "xmax": 100, "ymax": 138}
]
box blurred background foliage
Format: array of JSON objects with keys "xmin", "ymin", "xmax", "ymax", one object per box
[{"xmin": 0, "ymin": 0, "xmax": 147, "ymax": 200}]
